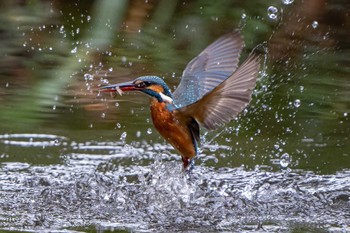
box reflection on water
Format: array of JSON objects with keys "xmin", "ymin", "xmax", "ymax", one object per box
[
  {"xmin": 0, "ymin": 134, "xmax": 67, "ymax": 147},
  {"xmin": 0, "ymin": 0, "xmax": 350, "ymax": 232}
]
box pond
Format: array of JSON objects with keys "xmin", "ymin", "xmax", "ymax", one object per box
[{"xmin": 0, "ymin": 0, "xmax": 349, "ymax": 232}]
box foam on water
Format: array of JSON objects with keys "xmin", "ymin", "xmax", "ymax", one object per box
[
  {"xmin": 0, "ymin": 135, "xmax": 349, "ymax": 232},
  {"xmin": 0, "ymin": 159, "xmax": 349, "ymax": 232}
]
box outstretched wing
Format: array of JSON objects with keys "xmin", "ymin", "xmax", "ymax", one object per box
[
  {"xmin": 176, "ymin": 55, "xmax": 260, "ymax": 130},
  {"xmin": 172, "ymin": 31, "xmax": 244, "ymax": 108}
]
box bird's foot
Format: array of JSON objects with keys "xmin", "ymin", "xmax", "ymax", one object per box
[{"xmin": 184, "ymin": 158, "xmax": 195, "ymax": 178}]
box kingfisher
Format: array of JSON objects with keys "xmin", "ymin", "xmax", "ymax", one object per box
[{"xmin": 101, "ymin": 31, "xmax": 260, "ymax": 170}]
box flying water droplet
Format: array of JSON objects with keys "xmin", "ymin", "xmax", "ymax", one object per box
[
  {"xmin": 101, "ymin": 113, "xmax": 106, "ymax": 118},
  {"xmin": 147, "ymin": 128, "xmax": 152, "ymax": 134},
  {"xmin": 53, "ymin": 139, "xmax": 60, "ymax": 146},
  {"xmin": 282, "ymin": 0, "xmax": 294, "ymax": 5},
  {"xmin": 84, "ymin": 73, "xmax": 94, "ymax": 81},
  {"xmin": 267, "ymin": 6, "xmax": 279, "ymax": 21},
  {"xmin": 136, "ymin": 131, "xmax": 141, "ymax": 138},
  {"xmin": 294, "ymin": 99, "xmax": 301, "ymax": 108},
  {"xmin": 71, "ymin": 47, "xmax": 77, "ymax": 54},
  {"xmin": 280, "ymin": 153, "xmax": 290, "ymax": 167},
  {"xmin": 120, "ymin": 132, "xmax": 127, "ymax": 141},
  {"xmin": 312, "ymin": 21, "xmax": 318, "ymax": 29},
  {"xmin": 59, "ymin": 25, "xmax": 65, "ymax": 34}
]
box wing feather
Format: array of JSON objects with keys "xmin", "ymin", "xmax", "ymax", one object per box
[
  {"xmin": 173, "ymin": 31, "xmax": 244, "ymax": 108},
  {"xmin": 177, "ymin": 55, "xmax": 260, "ymax": 130}
]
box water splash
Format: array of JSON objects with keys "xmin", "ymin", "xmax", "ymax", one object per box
[
  {"xmin": 0, "ymin": 160, "xmax": 349, "ymax": 232},
  {"xmin": 0, "ymin": 139, "xmax": 349, "ymax": 232},
  {"xmin": 267, "ymin": 6, "xmax": 279, "ymax": 21},
  {"xmin": 282, "ymin": 0, "xmax": 294, "ymax": 5}
]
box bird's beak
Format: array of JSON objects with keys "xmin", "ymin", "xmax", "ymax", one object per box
[{"xmin": 100, "ymin": 81, "xmax": 137, "ymax": 95}]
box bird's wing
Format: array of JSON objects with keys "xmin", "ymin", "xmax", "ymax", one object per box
[
  {"xmin": 172, "ymin": 31, "xmax": 244, "ymax": 108},
  {"xmin": 176, "ymin": 55, "xmax": 260, "ymax": 130}
]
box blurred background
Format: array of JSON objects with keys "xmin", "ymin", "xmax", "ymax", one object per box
[
  {"xmin": 0, "ymin": 0, "xmax": 348, "ymax": 172},
  {"xmin": 0, "ymin": 0, "xmax": 349, "ymax": 232}
]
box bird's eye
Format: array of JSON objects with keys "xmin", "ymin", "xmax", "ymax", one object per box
[{"xmin": 135, "ymin": 81, "xmax": 151, "ymax": 88}]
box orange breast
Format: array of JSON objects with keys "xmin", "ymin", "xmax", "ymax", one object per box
[{"xmin": 150, "ymin": 99, "xmax": 196, "ymax": 163}]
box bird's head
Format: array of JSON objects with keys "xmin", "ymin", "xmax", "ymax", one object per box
[{"xmin": 101, "ymin": 76, "xmax": 173, "ymax": 103}]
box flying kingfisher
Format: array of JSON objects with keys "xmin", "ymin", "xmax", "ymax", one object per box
[{"xmin": 101, "ymin": 31, "xmax": 260, "ymax": 170}]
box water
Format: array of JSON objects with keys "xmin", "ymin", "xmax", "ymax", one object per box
[
  {"xmin": 1, "ymin": 1, "xmax": 350, "ymax": 232},
  {"xmin": 0, "ymin": 134, "xmax": 349, "ymax": 232}
]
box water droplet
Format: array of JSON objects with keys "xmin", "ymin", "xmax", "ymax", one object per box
[
  {"xmin": 84, "ymin": 73, "xmax": 94, "ymax": 81},
  {"xmin": 101, "ymin": 78, "xmax": 109, "ymax": 84},
  {"xmin": 89, "ymin": 123, "xmax": 93, "ymax": 128},
  {"xmin": 282, "ymin": 0, "xmax": 294, "ymax": 5},
  {"xmin": 120, "ymin": 132, "xmax": 127, "ymax": 140},
  {"xmin": 71, "ymin": 47, "xmax": 77, "ymax": 54},
  {"xmin": 267, "ymin": 6, "xmax": 279, "ymax": 21},
  {"xmin": 147, "ymin": 128, "xmax": 152, "ymax": 134},
  {"xmin": 344, "ymin": 112, "xmax": 348, "ymax": 117},
  {"xmin": 116, "ymin": 123, "xmax": 121, "ymax": 128},
  {"xmin": 136, "ymin": 131, "xmax": 141, "ymax": 138},
  {"xmin": 59, "ymin": 25, "xmax": 65, "ymax": 34},
  {"xmin": 241, "ymin": 13, "xmax": 247, "ymax": 19},
  {"xmin": 52, "ymin": 105, "xmax": 56, "ymax": 110},
  {"xmin": 53, "ymin": 139, "xmax": 60, "ymax": 146},
  {"xmin": 280, "ymin": 153, "xmax": 290, "ymax": 167},
  {"xmin": 101, "ymin": 113, "xmax": 106, "ymax": 118},
  {"xmin": 115, "ymin": 102, "xmax": 119, "ymax": 107},
  {"xmin": 312, "ymin": 21, "xmax": 318, "ymax": 29},
  {"xmin": 87, "ymin": 15, "xmax": 91, "ymax": 22},
  {"xmin": 294, "ymin": 99, "xmax": 301, "ymax": 108}
]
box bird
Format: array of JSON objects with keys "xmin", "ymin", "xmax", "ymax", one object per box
[{"xmin": 101, "ymin": 31, "xmax": 260, "ymax": 170}]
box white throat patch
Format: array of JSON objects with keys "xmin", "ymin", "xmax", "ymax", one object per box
[{"xmin": 159, "ymin": 92, "xmax": 173, "ymax": 104}]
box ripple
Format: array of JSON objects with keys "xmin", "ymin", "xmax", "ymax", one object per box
[{"xmin": 0, "ymin": 133, "xmax": 67, "ymax": 147}]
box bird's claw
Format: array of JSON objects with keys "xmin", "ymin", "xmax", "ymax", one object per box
[{"xmin": 184, "ymin": 158, "xmax": 195, "ymax": 178}]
